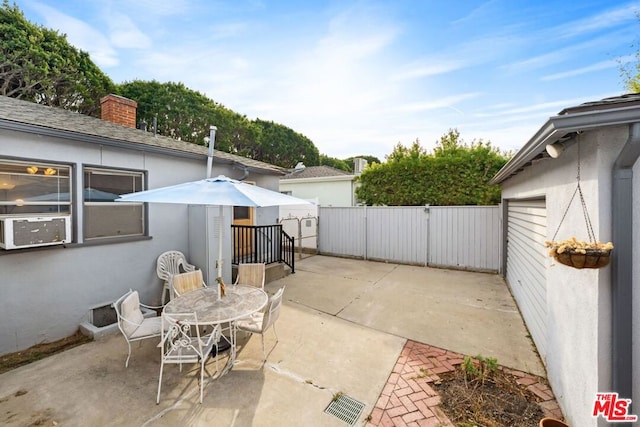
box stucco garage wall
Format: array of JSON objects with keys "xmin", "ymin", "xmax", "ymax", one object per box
[
  {"xmin": 0, "ymin": 129, "xmax": 240, "ymax": 354},
  {"xmin": 501, "ymin": 128, "xmax": 627, "ymax": 427}
]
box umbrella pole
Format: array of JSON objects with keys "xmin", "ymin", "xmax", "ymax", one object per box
[{"xmin": 217, "ymin": 205, "xmax": 223, "ymax": 301}]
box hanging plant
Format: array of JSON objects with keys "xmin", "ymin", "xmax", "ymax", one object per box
[
  {"xmin": 545, "ymin": 238, "xmax": 613, "ymax": 269},
  {"xmin": 545, "ymin": 135, "xmax": 614, "ymax": 269}
]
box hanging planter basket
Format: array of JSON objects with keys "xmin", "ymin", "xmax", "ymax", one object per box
[
  {"xmin": 546, "ymin": 240, "xmax": 613, "ymax": 269},
  {"xmin": 546, "ymin": 137, "xmax": 614, "ymax": 270}
]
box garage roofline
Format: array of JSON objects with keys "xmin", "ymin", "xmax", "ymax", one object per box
[{"xmin": 490, "ymin": 104, "xmax": 640, "ymax": 185}]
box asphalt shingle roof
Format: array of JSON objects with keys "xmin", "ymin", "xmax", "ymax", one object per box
[
  {"xmin": 0, "ymin": 95, "xmax": 285, "ymax": 176},
  {"xmin": 281, "ymin": 165, "xmax": 352, "ymax": 179},
  {"xmin": 490, "ymin": 93, "xmax": 640, "ymax": 184},
  {"xmin": 559, "ymin": 93, "xmax": 640, "ymax": 115}
]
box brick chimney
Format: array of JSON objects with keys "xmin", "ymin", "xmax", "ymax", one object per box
[{"xmin": 100, "ymin": 94, "xmax": 137, "ymax": 128}]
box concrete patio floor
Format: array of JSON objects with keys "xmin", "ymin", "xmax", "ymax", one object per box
[{"xmin": 0, "ymin": 255, "xmax": 545, "ymax": 426}]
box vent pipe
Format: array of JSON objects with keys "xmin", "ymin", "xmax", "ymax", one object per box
[{"xmin": 206, "ymin": 125, "xmax": 217, "ymax": 178}]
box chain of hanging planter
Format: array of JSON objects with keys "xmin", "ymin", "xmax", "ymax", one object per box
[{"xmin": 544, "ymin": 135, "xmax": 614, "ymax": 269}]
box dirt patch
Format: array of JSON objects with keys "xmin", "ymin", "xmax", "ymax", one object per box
[
  {"xmin": 433, "ymin": 366, "xmax": 545, "ymax": 427},
  {"xmin": 0, "ymin": 331, "xmax": 91, "ymax": 375}
]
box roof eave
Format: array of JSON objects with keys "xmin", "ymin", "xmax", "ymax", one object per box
[
  {"xmin": 0, "ymin": 118, "xmax": 285, "ymax": 176},
  {"xmin": 280, "ymin": 175, "xmax": 355, "ymax": 183},
  {"xmin": 490, "ymin": 105, "xmax": 640, "ymax": 185}
]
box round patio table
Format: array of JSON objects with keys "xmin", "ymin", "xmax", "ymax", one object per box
[{"xmin": 163, "ymin": 284, "xmax": 268, "ymax": 372}]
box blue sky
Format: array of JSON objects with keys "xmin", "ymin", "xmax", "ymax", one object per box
[{"xmin": 14, "ymin": 0, "xmax": 640, "ymax": 160}]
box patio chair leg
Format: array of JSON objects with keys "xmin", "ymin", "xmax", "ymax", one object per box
[
  {"xmin": 261, "ymin": 335, "xmax": 265, "ymax": 362},
  {"xmin": 125, "ymin": 342, "xmax": 132, "ymax": 368},
  {"xmin": 157, "ymin": 363, "xmax": 164, "ymax": 404},
  {"xmin": 199, "ymin": 360, "xmax": 205, "ymax": 403}
]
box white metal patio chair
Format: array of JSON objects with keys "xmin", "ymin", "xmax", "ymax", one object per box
[
  {"xmin": 156, "ymin": 250, "xmax": 197, "ymax": 304},
  {"xmin": 157, "ymin": 312, "xmax": 221, "ymax": 404},
  {"xmin": 171, "ymin": 269, "xmax": 207, "ymax": 297},
  {"xmin": 236, "ymin": 286, "xmax": 285, "ymax": 362},
  {"xmin": 233, "ymin": 262, "xmax": 266, "ymax": 290},
  {"xmin": 113, "ymin": 289, "xmax": 163, "ymax": 368}
]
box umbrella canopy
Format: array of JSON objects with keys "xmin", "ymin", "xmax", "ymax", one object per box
[
  {"xmin": 117, "ymin": 175, "xmax": 311, "ymax": 300},
  {"xmin": 116, "ymin": 175, "xmax": 310, "ymax": 207}
]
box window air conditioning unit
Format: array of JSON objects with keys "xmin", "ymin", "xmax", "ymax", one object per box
[{"xmin": 0, "ymin": 216, "xmax": 71, "ymax": 250}]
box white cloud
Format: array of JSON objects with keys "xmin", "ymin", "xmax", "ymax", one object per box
[
  {"xmin": 23, "ymin": 0, "xmax": 631, "ymax": 160},
  {"xmin": 503, "ymin": 32, "xmax": 631, "ymax": 73},
  {"xmin": 395, "ymin": 93, "xmax": 481, "ymax": 113},
  {"xmin": 206, "ymin": 22, "xmax": 250, "ymax": 40},
  {"xmin": 542, "ymin": 56, "xmax": 633, "ymax": 81},
  {"xmin": 108, "ymin": 0, "xmax": 192, "ymax": 17},
  {"xmin": 475, "ymin": 95, "xmax": 601, "ymax": 118},
  {"xmin": 555, "ymin": 2, "xmax": 640, "ymax": 39},
  {"xmin": 29, "ymin": 2, "xmax": 119, "ymax": 67},
  {"xmin": 450, "ymin": 0, "xmax": 500, "ymax": 26},
  {"xmin": 391, "ymin": 61, "xmax": 464, "ymax": 81},
  {"xmin": 107, "ymin": 13, "xmax": 152, "ymax": 49}
]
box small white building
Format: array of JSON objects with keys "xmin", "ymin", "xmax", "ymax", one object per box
[
  {"xmin": 279, "ymin": 161, "xmax": 366, "ymax": 207},
  {"xmin": 0, "ymin": 94, "xmax": 286, "ymax": 355},
  {"xmin": 490, "ymin": 94, "xmax": 640, "ymax": 426}
]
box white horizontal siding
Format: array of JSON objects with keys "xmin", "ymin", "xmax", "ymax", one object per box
[{"xmin": 506, "ymin": 199, "xmax": 547, "ymax": 361}]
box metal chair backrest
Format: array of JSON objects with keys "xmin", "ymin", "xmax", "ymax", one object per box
[
  {"xmin": 263, "ymin": 286, "xmax": 285, "ymax": 332},
  {"xmin": 235, "ymin": 263, "xmax": 265, "ymax": 289},
  {"xmin": 172, "ymin": 270, "xmax": 206, "ymax": 296}
]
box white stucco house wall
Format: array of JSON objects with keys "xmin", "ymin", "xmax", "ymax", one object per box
[
  {"xmin": 279, "ymin": 164, "xmax": 362, "ymax": 207},
  {"xmin": 0, "ymin": 94, "xmax": 286, "ymax": 356},
  {"xmin": 490, "ymin": 94, "xmax": 640, "ymax": 426}
]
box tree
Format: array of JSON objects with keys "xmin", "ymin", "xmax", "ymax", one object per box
[
  {"xmin": 428, "ymin": 129, "xmax": 508, "ymax": 205},
  {"xmin": 0, "ymin": 1, "xmax": 115, "ymax": 116},
  {"xmin": 116, "ymin": 80, "xmax": 261, "ymax": 153},
  {"xmin": 623, "ymin": 54, "xmax": 640, "ymax": 91},
  {"xmin": 319, "ymin": 154, "xmax": 350, "ymax": 171},
  {"xmin": 117, "ymin": 81, "xmax": 323, "ymax": 167},
  {"xmin": 619, "ymin": 13, "xmax": 640, "ymax": 92},
  {"xmin": 251, "ymin": 119, "xmax": 320, "ymax": 168},
  {"xmin": 355, "ymin": 130, "xmax": 509, "ymax": 206},
  {"xmin": 342, "ymin": 155, "xmax": 382, "ymax": 172}
]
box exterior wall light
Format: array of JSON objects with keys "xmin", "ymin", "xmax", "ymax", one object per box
[{"xmin": 545, "ymin": 142, "xmax": 564, "ymax": 158}]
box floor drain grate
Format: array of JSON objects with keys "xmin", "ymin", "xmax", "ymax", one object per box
[{"xmin": 324, "ymin": 394, "xmax": 365, "ymax": 425}]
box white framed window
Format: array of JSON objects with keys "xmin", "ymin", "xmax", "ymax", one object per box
[
  {"xmin": 0, "ymin": 159, "xmax": 72, "ymax": 216},
  {"xmin": 83, "ymin": 167, "xmax": 145, "ymax": 240}
]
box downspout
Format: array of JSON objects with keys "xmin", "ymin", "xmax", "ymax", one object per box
[{"xmin": 611, "ymin": 121, "xmax": 640, "ymax": 416}]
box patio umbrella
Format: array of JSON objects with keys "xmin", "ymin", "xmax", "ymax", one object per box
[{"xmin": 116, "ymin": 175, "xmax": 311, "ymax": 300}]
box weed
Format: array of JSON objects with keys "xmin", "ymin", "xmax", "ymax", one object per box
[
  {"xmin": 332, "ymin": 391, "xmax": 344, "ymax": 402},
  {"xmin": 461, "ymin": 354, "xmax": 498, "ymax": 385},
  {"xmin": 0, "ymin": 331, "xmax": 91, "ymax": 375},
  {"xmin": 414, "ymin": 367, "xmax": 430, "ymax": 379}
]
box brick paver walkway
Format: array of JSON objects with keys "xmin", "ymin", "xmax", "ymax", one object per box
[{"xmin": 366, "ymin": 340, "xmax": 564, "ymax": 427}]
